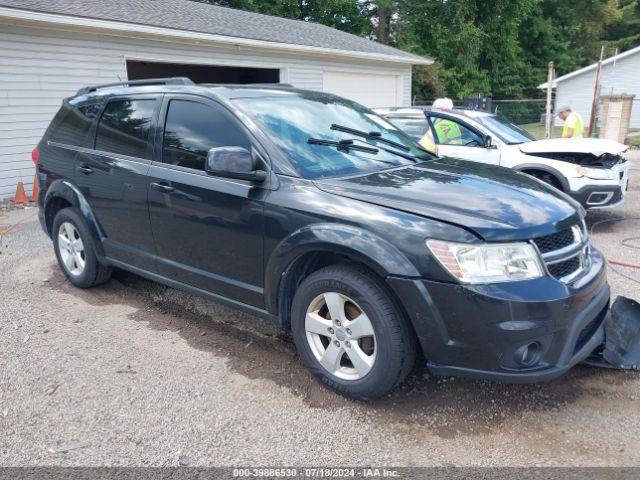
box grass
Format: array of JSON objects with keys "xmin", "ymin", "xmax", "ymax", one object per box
[{"xmin": 519, "ymin": 122, "xmax": 563, "ymax": 140}]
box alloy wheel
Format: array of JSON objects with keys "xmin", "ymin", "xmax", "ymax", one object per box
[
  {"xmin": 305, "ymin": 292, "xmax": 376, "ymax": 380},
  {"xmin": 57, "ymin": 221, "xmax": 86, "ymax": 276}
]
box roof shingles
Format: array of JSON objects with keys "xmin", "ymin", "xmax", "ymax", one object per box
[{"xmin": 0, "ymin": 0, "xmax": 427, "ymax": 62}]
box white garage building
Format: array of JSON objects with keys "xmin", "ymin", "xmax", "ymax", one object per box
[
  {"xmin": 538, "ymin": 44, "xmax": 640, "ymax": 130},
  {"xmin": 0, "ymin": 0, "xmax": 430, "ymax": 199}
]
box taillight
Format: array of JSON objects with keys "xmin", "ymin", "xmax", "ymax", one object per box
[{"xmin": 31, "ymin": 147, "xmax": 39, "ymax": 165}]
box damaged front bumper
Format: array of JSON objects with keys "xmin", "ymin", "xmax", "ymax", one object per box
[
  {"xmin": 585, "ymin": 296, "xmax": 640, "ymax": 371},
  {"xmin": 567, "ymin": 161, "xmax": 630, "ymax": 209},
  {"xmin": 388, "ymin": 248, "xmax": 611, "ymax": 383},
  {"xmin": 568, "ymin": 184, "xmax": 625, "ymax": 209}
]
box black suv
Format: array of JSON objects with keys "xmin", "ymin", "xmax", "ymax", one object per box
[{"xmin": 36, "ymin": 78, "xmax": 609, "ymax": 400}]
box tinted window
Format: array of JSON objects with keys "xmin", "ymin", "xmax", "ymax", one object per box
[
  {"xmin": 49, "ymin": 101, "xmax": 102, "ymax": 146},
  {"xmin": 95, "ymin": 99, "xmax": 155, "ymax": 158},
  {"xmin": 162, "ymin": 100, "xmax": 251, "ymax": 171}
]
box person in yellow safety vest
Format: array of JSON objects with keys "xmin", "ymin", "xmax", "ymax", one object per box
[
  {"xmin": 418, "ymin": 128, "xmax": 437, "ymax": 152},
  {"xmin": 419, "ymin": 98, "xmax": 462, "ymax": 152},
  {"xmin": 557, "ymin": 105, "xmax": 585, "ymax": 138},
  {"xmin": 433, "ymin": 118, "xmax": 463, "ymax": 144}
]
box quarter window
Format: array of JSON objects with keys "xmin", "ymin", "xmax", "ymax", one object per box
[
  {"xmin": 95, "ymin": 99, "xmax": 155, "ymax": 158},
  {"xmin": 162, "ymin": 100, "xmax": 251, "ymax": 171},
  {"xmin": 49, "ymin": 102, "xmax": 102, "ymax": 146}
]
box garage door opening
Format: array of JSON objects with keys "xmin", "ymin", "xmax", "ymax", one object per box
[{"xmin": 127, "ymin": 60, "xmax": 280, "ymax": 84}]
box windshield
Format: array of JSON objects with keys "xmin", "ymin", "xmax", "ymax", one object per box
[
  {"xmin": 233, "ymin": 92, "xmax": 431, "ymax": 179},
  {"xmin": 473, "ymin": 114, "xmax": 536, "ymax": 145}
]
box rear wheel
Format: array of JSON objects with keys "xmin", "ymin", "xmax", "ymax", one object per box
[
  {"xmin": 291, "ymin": 265, "xmax": 416, "ymax": 400},
  {"xmin": 52, "ymin": 207, "xmax": 111, "ymax": 288}
]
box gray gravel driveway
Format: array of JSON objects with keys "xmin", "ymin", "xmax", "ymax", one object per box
[{"xmin": 0, "ymin": 156, "xmax": 639, "ymax": 467}]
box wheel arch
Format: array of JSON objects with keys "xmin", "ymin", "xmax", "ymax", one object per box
[
  {"xmin": 514, "ymin": 163, "xmax": 570, "ymax": 192},
  {"xmin": 264, "ymin": 224, "xmax": 420, "ymax": 329},
  {"xmin": 43, "ymin": 180, "xmax": 105, "ymax": 258}
]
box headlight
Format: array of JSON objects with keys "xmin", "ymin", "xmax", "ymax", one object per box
[
  {"xmin": 576, "ymin": 166, "xmax": 616, "ymax": 180},
  {"xmin": 426, "ymin": 240, "xmax": 544, "ymax": 284}
]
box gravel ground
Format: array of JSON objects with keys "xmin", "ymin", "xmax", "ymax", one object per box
[{"xmin": 0, "ymin": 156, "xmax": 639, "ymax": 467}]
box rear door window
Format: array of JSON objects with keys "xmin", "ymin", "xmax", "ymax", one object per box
[
  {"xmin": 95, "ymin": 99, "xmax": 156, "ymax": 158},
  {"xmin": 161, "ymin": 99, "xmax": 252, "ymax": 171}
]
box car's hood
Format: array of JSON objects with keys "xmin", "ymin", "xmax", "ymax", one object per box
[
  {"xmin": 314, "ymin": 158, "xmax": 581, "ymax": 241},
  {"xmin": 519, "ymin": 138, "xmax": 628, "ymax": 156}
]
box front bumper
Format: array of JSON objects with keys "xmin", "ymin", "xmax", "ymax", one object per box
[
  {"xmin": 388, "ymin": 247, "xmax": 609, "ymax": 383},
  {"xmin": 568, "ymin": 184, "xmax": 625, "ymax": 209},
  {"xmin": 566, "ymin": 162, "xmax": 630, "ymax": 209}
]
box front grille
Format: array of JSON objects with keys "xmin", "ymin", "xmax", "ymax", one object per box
[
  {"xmin": 533, "ymin": 229, "xmax": 575, "ymax": 254},
  {"xmin": 548, "ymin": 257, "xmax": 580, "ymax": 279},
  {"xmin": 532, "ymin": 225, "xmax": 587, "ymax": 282}
]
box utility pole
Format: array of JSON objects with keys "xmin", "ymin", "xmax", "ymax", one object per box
[
  {"xmin": 545, "ymin": 61, "xmax": 554, "ymax": 139},
  {"xmin": 587, "ymin": 46, "xmax": 605, "ymax": 137}
]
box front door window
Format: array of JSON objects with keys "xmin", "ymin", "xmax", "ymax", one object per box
[{"xmin": 432, "ymin": 117, "xmax": 484, "ymax": 147}]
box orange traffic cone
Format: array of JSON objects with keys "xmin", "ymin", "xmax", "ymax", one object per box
[
  {"xmin": 13, "ymin": 181, "xmax": 28, "ymax": 204},
  {"xmin": 31, "ymin": 173, "xmax": 39, "ymax": 202}
]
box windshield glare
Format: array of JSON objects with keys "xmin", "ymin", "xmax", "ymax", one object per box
[
  {"xmin": 233, "ymin": 92, "xmax": 430, "ymax": 179},
  {"xmin": 474, "ymin": 114, "xmax": 536, "ymax": 145}
]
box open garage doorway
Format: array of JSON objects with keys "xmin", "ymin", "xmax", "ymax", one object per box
[{"xmin": 127, "ymin": 60, "xmax": 280, "ymax": 84}]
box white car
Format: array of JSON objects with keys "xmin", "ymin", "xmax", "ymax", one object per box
[{"xmin": 376, "ymin": 107, "xmax": 630, "ymax": 209}]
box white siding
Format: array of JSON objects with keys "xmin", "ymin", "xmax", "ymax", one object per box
[
  {"xmin": 323, "ymin": 71, "xmax": 402, "ymax": 107},
  {"xmin": 0, "ymin": 22, "xmax": 413, "ymax": 198},
  {"xmin": 554, "ymin": 51, "xmax": 640, "ymax": 129},
  {"xmin": 402, "ymin": 70, "xmax": 412, "ymax": 105}
]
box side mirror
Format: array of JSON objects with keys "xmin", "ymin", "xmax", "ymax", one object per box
[
  {"xmin": 484, "ymin": 135, "xmax": 497, "ymax": 149},
  {"xmin": 205, "ymin": 147, "xmax": 267, "ymax": 182}
]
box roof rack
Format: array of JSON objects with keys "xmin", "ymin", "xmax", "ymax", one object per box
[
  {"xmin": 201, "ymin": 83, "xmax": 294, "ymax": 88},
  {"xmin": 76, "ymin": 77, "xmax": 195, "ymax": 96}
]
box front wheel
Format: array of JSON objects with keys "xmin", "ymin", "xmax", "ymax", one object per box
[{"xmin": 291, "ymin": 265, "xmax": 416, "ymax": 400}]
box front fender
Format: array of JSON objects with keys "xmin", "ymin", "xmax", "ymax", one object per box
[
  {"xmin": 264, "ymin": 223, "xmax": 420, "ymax": 314},
  {"xmin": 44, "ymin": 180, "xmax": 105, "ymax": 258}
]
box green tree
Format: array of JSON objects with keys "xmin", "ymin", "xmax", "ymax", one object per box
[
  {"xmin": 405, "ymin": 0, "xmax": 536, "ymax": 99},
  {"xmin": 603, "ymin": 0, "xmax": 640, "ymax": 52},
  {"xmin": 201, "ymin": 0, "xmax": 637, "ymax": 101}
]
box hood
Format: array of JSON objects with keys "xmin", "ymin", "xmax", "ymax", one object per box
[
  {"xmin": 519, "ymin": 138, "xmax": 628, "ymax": 156},
  {"xmin": 314, "ymin": 158, "xmax": 581, "ymax": 241}
]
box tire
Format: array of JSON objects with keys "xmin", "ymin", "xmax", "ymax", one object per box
[
  {"xmin": 52, "ymin": 207, "xmax": 112, "ymax": 288},
  {"xmin": 291, "ymin": 264, "xmax": 417, "ymax": 400}
]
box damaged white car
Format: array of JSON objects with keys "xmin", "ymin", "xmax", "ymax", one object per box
[{"xmin": 376, "ymin": 107, "xmax": 631, "ymax": 210}]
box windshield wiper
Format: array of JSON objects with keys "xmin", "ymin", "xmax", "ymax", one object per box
[
  {"xmin": 331, "ymin": 123, "xmax": 435, "ymax": 161},
  {"xmin": 331, "ymin": 124, "xmax": 410, "ymax": 151},
  {"xmin": 308, "ymin": 138, "xmax": 379, "ymax": 153},
  {"xmin": 307, "ymin": 138, "xmax": 401, "ymax": 165}
]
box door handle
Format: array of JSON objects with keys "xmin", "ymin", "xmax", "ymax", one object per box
[
  {"xmin": 150, "ymin": 182, "xmax": 175, "ymax": 193},
  {"xmin": 77, "ymin": 164, "xmax": 93, "ymax": 175}
]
